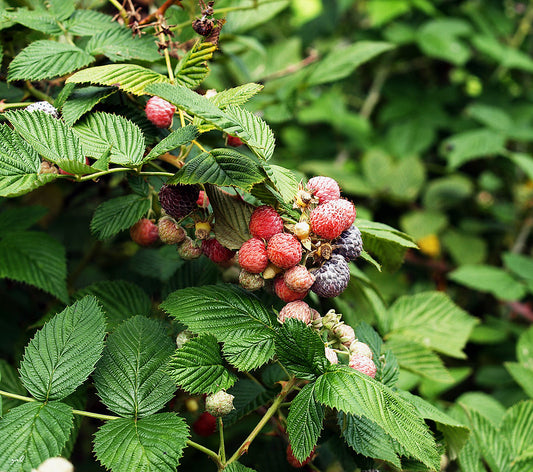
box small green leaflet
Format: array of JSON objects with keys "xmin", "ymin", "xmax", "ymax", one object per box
[
  {"xmin": 65, "ymin": 9, "xmax": 122, "ymax": 36},
  {"xmin": 144, "ymin": 125, "xmax": 199, "ymax": 162},
  {"xmin": 263, "ymin": 164, "xmax": 299, "ymax": 203},
  {"xmin": 210, "ymin": 83, "xmax": 264, "ymax": 108},
  {"xmin": 62, "ymin": 86, "xmax": 117, "ymax": 126},
  {"xmin": 174, "ymin": 41, "xmax": 217, "ymax": 88},
  {"xmin": 223, "ymin": 328, "xmax": 277, "ymax": 371},
  {"xmin": 3, "ymin": 8, "xmax": 64, "ymax": 35},
  {"xmin": 86, "ymin": 28, "xmax": 160, "ymax": 62}
]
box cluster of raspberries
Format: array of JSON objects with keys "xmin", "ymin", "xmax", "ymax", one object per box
[
  {"xmin": 238, "ymin": 176, "xmax": 363, "ymax": 300},
  {"xmin": 278, "ymin": 301, "xmax": 377, "ymax": 378}
]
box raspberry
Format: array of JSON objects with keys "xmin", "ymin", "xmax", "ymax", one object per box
[
  {"xmin": 249, "ymin": 205, "xmax": 284, "ymax": 241},
  {"xmin": 26, "ymin": 101, "xmax": 59, "ymax": 118},
  {"xmin": 197, "ymin": 190, "xmax": 209, "ymax": 208},
  {"xmin": 238, "ymin": 238, "xmax": 268, "ymax": 273},
  {"xmin": 35, "ymin": 457, "xmax": 73, "ymax": 472},
  {"xmin": 205, "ymin": 390, "xmax": 235, "ymax": 417},
  {"xmin": 349, "ymin": 354, "xmax": 377, "ymax": 378},
  {"xmin": 284, "ymin": 265, "xmax": 315, "ymax": 293},
  {"xmin": 293, "ymin": 221, "xmax": 310, "ymax": 240},
  {"xmin": 278, "ymin": 301, "xmax": 312, "ymax": 324},
  {"xmin": 325, "ymin": 347, "xmax": 338, "ymax": 364},
  {"xmin": 310, "ymin": 199, "xmax": 356, "ymax": 240},
  {"xmin": 193, "ymin": 412, "xmax": 217, "ymax": 437},
  {"xmin": 227, "ymin": 135, "xmax": 243, "ymax": 147},
  {"xmin": 158, "ymin": 216, "xmax": 186, "ymax": 245},
  {"xmin": 349, "ymin": 341, "xmax": 373, "ymax": 359},
  {"xmin": 39, "ymin": 161, "xmax": 58, "ymax": 174},
  {"xmin": 267, "ymin": 233, "xmax": 302, "ymax": 269},
  {"xmin": 274, "ymin": 276, "xmax": 307, "ymax": 302},
  {"xmin": 202, "ymin": 238, "xmax": 235, "ymax": 263},
  {"xmin": 178, "ymin": 237, "xmax": 202, "ymax": 260},
  {"xmin": 286, "ymin": 444, "xmax": 315, "ymax": 468},
  {"xmin": 159, "ymin": 184, "xmax": 199, "ymax": 220},
  {"xmin": 176, "ymin": 331, "xmax": 191, "ymax": 348},
  {"xmin": 130, "ymin": 218, "xmax": 159, "ymax": 246},
  {"xmin": 145, "ymin": 96, "xmax": 176, "ymax": 128},
  {"xmin": 311, "ymin": 254, "xmax": 350, "ymax": 298},
  {"xmin": 333, "ymin": 323, "xmax": 356, "ymax": 347},
  {"xmin": 306, "ymin": 176, "xmax": 341, "ymax": 204},
  {"xmin": 334, "ymin": 225, "xmax": 363, "ymax": 261},
  {"xmin": 239, "ymin": 270, "xmax": 265, "ymax": 291}
]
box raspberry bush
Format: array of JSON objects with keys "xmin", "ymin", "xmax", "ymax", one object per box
[{"xmin": 1, "ymin": 2, "xmax": 532, "ymax": 472}]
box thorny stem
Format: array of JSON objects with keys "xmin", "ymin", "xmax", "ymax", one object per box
[
  {"xmin": 108, "ymin": 0, "xmax": 129, "ymax": 24},
  {"xmin": 218, "ymin": 418, "xmax": 226, "ymax": 464}
]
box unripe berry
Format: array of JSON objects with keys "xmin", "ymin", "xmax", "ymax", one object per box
[
  {"xmin": 278, "ymin": 301, "xmax": 312, "ymax": 324},
  {"xmin": 267, "ymin": 233, "xmax": 302, "ymax": 269},
  {"xmin": 286, "ymin": 444, "xmax": 315, "ymax": 468},
  {"xmin": 205, "ymin": 390, "xmax": 235, "ymax": 417},
  {"xmin": 333, "ymin": 323, "xmax": 356, "ymax": 347},
  {"xmin": 35, "ymin": 457, "xmax": 73, "ymax": 472},
  {"xmin": 195, "ymin": 220, "xmax": 212, "ymax": 240},
  {"xmin": 176, "ymin": 331, "xmax": 191, "ymax": 349},
  {"xmin": 145, "ymin": 96, "xmax": 176, "ymax": 128},
  {"xmin": 293, "ymin": 221, "xmax": 310, "ymax": 240},
  {"xmin": 349, "ymin": 354, "xmax": 377, "ymax": 378},
  {"xmin": 262, "ymin": 263, "xmax": 283, "ymax": 280},
  {"xmin": 130, "ymin": 218, "xmax": 159, "ymax": 246},
  {"xmin": 39, "ymin": 160, "xmax": 58, "ymax": 174},
  {"xmin": 185, "ymin": 398, "xmax": 199, "ymax": 413},
  {"xmin": 178, "ymin": 237, "xmax": 202, "ymax": 260},
  {"xmin": 202, "ymin": 238, "xmax": 235, "ymax": 264},
  {"xmin": 197, "ymin": 190, "xmax": 210, "ymax": 208},
  {"xmin": 349, "ymin": 341, "xmax": 373, "ymax": 359},
  {"xmin": 239, "ymin": 269, "xmax": 265, "ymax": 291},
  {"xmin": 26, "ymin": 101, "xmax": 59, "ymax": 118},
  {"xmin": 325, "ymin": 347, "xmax": 338, "ymax": 364},
  {"xmin": 284, "ymin": 265, "xmax": 315, "ymax": 293},
  {"xmin": 193, "ymin": 412, "xmax": 217, "ymax": 436},
  {"xmin": 274, "ymin": 276, "xmax": 308, "ymax": 302},
  {"xmin": 227, "ymin": 135, "xmax": 243, "ymax": 147},
  {"xmin": 158, "ymin": 216, "xmax": 186, "ymax": 245},
  {"xmin": 238, "ymin": 237, "xmax": 269, "ymax": 274}
]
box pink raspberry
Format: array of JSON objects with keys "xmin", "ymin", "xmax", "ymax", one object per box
[
  {"xmin": 267, "ymin": 233, "xmax": 302, "ymax": 269},
  {"xmin": 274, "ymin": 276, "xmax": 307, "ymax": 302},
  {"xmin": 196, "ymin": 190, "xmax": 209, "ymax": 208},
  {"xmin": 130, "ymin": 218, "xmax": 159, "ymax": 246},
  {"xmin": 349, "ymin": 354, "xmax": 377, "ymax": 378},
  {"xmin": 158, "ymin": 216, "xmax": 186, "ymax": 245},
  {"xmin": 145, "ymin": 96, "xmax": 176, "ymax": 128},
  {"xmin": 249, "ymin": 206, "xmax": 284, "ymax": 241},
  {"xmin": 333, "ymin": 323, "xmax": 356, "ymax": 347},
  {"xmin": 306, "ymin": 176, "xmax": 341, "ymax": 204},
  {"xmin": 324, "ymin": 347, "xmax": 338, "ymax": 364},
  {"xmin": 238, "ymin": 238, "xmax": 269, "ymax": 273},
  {"xmin": 278, "ymin": 301, "xmax": 312, "ymax": 324},
  {"xmin": 284, "ymin": 265, "xmax": 315, "ymax": 293},
  {"xmin": 349, "ymin": 341, "xmax": 373, "ymax": 359},
  {"xmin": 310, "ymin": 199, "xmax": 356, "ymax": 240},
  {"xmin": 227, "ymin": 135, "xmax": 243, "ymax": 147},
  {"xmin": 178, "ymin": 237, "xmax": 202, "ymax": 260},
  {"xmin": 202, "ymin": 238, "xmax": 235, "ymax": 264}
]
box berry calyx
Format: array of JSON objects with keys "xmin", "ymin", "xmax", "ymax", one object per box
[
  {"xmin": 238, "ymin": 237, "xmax": 269, "ymax": 274},
  {"xmin": 159, "ymin": 184, "xmax": 199, "ymax": 221},
  {"xmin": 267, "ymin": 233, "xmax": 302, "ymax": 269},
  {"xmin": 284, "ymin": 265, "xmax": 315, "ymax": 293},
  {"xmin": 193, "ymin": 412, "xmax": 217, "ymax": 437},
  {"xmin": 145, "ymin": 96, "xmax": 176, "ymax": 128},
  {"xmin": 158, "ymin": 216, "xmax": 186, "ymax": 245},
  {"xmin": 349, "ymin": 354, "xmax": 377, "ymax": 378},
  {"xmin": 274, "ymin": 276, "xmax": 308, "ymax": 302},
  {"xmin": 249, "ymin": 205, "xmax": 284, "ymax": 241},
  {"xmin": 195, "ymin": 220, "xmax": 212, "ymax": 240},
  {"xmin": 205, "ymin": 390, "xmax": 235, "ymax": 417},
  {"xmin": 306, "ymin": 176, "xmax": 341, "ymax": 204},
  {"xmin": 130, "ymin": 218, "xmax": 159, "ymax": 246},
  {"xmin": 293, "ymin": 221, "xmax": 310, "ymax": 240},
  {"xmin": 278, "ymin": 301, "xmax": 312, "ymax": 324},
  {"xmin": 202, "ymin": 238, "xmax": 235, "ymax": 264}
]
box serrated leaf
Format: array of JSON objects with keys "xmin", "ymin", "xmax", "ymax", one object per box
[
  {"xmin": 287, "ymin": 383, "xmax": 325, "ymax": 462},
  {"xmin": 505, "ymin": 363, "xmax": 533, "ymax": 397},
  {"xmin": 67, "ymin": 64, "xmax": 171, "ymax": 96},
  {"xmin": 0, "ymin": 401, "xmax": 73, "ymax": 472},
  {"xmin": 0, "ymin": 206, "xmax": 47, "ymax": 237},
  {"xmin": 86, "ymin": 28, "xmax": 160, "ymax": 62},
  {"xmin": 65, "ymin": 9, "xmax": 122, "ymax": 36},
  {"xmin": 19, "ymin": 296, "xmax": 106, "ymax": 401},
  {"xmin": 384, "ymin": 291, "xmax": 478, "ymax": 358},
  {"xmin": 73, "ymin": 112, "xmax": 145, "ymax": 165},
  {"xmin": 224, "ymin": 463, "xmax": 258, "ymax": 472},
  {"xmin": 62, "ymin": 86, "xmax": 116, "ymax": 126},
  {"xmin": 442, "ymin": 129, "xmax": 506, "ymax": 169},
  {"xmin": 167, "ymin": 334, "xmax": 237, "ymax": 394},
  {"xmin": 225, "ymin": 105, "xmax": 275, "ymax": 160},
  {"xmin": 174, "ymin": 41, "xmax": 216, "ymax": 88},
  {"xmin": 46, "ymin": 0, "xmax": 75, "ymax": 20},
  {"xmin": 73, "ymin": 280, "xmax": 151, "ymax": 331},
  {"xmin": 501, "ymin": 400, "xmax": 533, "ymax": 462},
  {"xmin": 94, "ymin": 414, "xmax": 189, "ymax": 472},
  {"xmin": 90, "ymin": 194, "xmax": 151, "ymax": 240},
  {"xmin": 210, "ymin": 83, "xmax": 263, "ymax": 108},
  {"xmin": 94, "ymin": 316, "xmax": 176, "ymax": 418},
  {"xmin": 144, "ymin": 125, "xmax": 199, "ymax": 162},
  {"xmin": 517, "ymin": 326, "xmax": 533, "ymax": 368},
  {"xmin": 275, "ymin": 319, "xmax": 329, "ymax": 380},
  {"xmin": 8, "ymin": 40, "xmax": 94, "ymax": 81},
  {"xmin": 3, "ymin": 8, "xmax": 63, "ymax": 35},
  {"xmin": 163, "ymin": 257, "xmax": 220, "ymax": 296},
  {"xmin": 0, "ymin": 231, "xmax": 68, "ymax": 302},
  {"xmin": 263, "ymin": 164, "xmax": 299, "ymax": 203},
  {"xmin": 129, "ymin": 246, "xmax": 183, "ymax": 282},
  {"xmin": 206, "ymin": 185, "xmax": 254, "ymax": 249},
  {"xmin": 169, "ymin": 148, "xmax": 265, "ymax": 191},
  {"xmin": 223, "ymin": 328, "xmax": 276, "ymax": 371},
  {"xmin": 315, "ymin": 366, "xmax": 440, "ymax": 470}
]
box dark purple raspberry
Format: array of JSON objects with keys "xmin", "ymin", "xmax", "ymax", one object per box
[
  {"xmin": 333, "ymin": 225, "xmax": 363, "ymax": 261},
  {"xmin": 159, "ymin": 184, "xmax": 199, "ymax": 220},
  {"xmin": 311, "ymin": 254, "xmax": 350, "ymax": 298}
]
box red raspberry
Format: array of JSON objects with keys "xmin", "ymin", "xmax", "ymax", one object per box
[
  {"xmin": 278, "ymin": 301, "xmax": 312, "ymax": 324},
  {"xmin": 249, "ymin": 206, "xmax": 284, "ymax": 241},
  {"xmin": 202, "ymin": 238, "xmax": 235, "ymax": 264},
  {"xmin": 306, "ymin": 176, "xmax": 340, "ymax": 204},
  {"xmin": 325, "ymin": 347, "xmax": 338, "ymax": 364},
  {"xmin": 159, "ymin": 184, "xmax": 199, "ymax": 221},
  {"xmin": 178, "ymin": 237, "xmax": 202, "ymax": 260},
  {"xmin": 274, "ymin": 276, "xmax": 307, "ymax": 302},
  {"xmin": 130, "ymin": 218, "xmax": 159, "ymax": 246},
  {"xmin": 145, "ymin": 96, "xmax": 176, "ymax": 128},
  {"xmin": 349, "ymin": 354, "xmax": 377, "ymax": 378},
  {"xmin": 193, "ymin": 412, "xmax": 217, "ymax": 437},
  {"xmin": 267, "ymin": 233, "xmax": 302, "ymax": 269},
  {"xmin": 284, "ymin": 265, "xmax": 315, "ymax": 293},
  {"xmin": 238, "ymin": 238, "xmax": 268, "ymax": 273},
  {"xmin": 227, "ymin": 135, "xmax": 243, "ymax": 147},
  {"xmin": 239, "ymin": 270, "xmax": 265, "ymax": 291},
  {"xmin": 310, "ymin": 199, "xmax": 356, "ymax": 240},
  {"xmin": 158, "ymin": 216, "xmax": 186, "ymax": 245},
  {"xmin": 286, "ymin": 444, "xmax": 315, "ymax": 468},
  {"xmin": 196, "ymin": 190, "xmax": 209, "ymax": 208}
]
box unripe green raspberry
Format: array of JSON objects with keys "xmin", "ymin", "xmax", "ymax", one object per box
[
  {"xmin": 239, "ymin": 269, "xmax": 265, "ymax": 291},
  {"xmin": 158, "ymin": 216, "xmax": 186, "ymax": 245},
  {"xmin": 178, "ymin": 237, "xmax": 202, "ymax": 260},
  {"xmin": 205, "ymin": 390, "xmax": 235, "ymax": 417}
]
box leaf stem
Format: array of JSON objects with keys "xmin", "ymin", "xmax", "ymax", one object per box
[
  {"xmin": 218, "ymin": 418, "xmax": 226, "ymax": 463},
  {"xmin": 108, "ymin": 0, "xmax": 130, "ymax": 24},
  {"xmin": 192, "ymin": 140, "xmax": 208, "ymax": 153},
  {"xmin": 25, "ymin": 81, "xmax": 53, "ymax": 103},
  {"xmin": 160, "ymin": 32, "xmax": 175, "ymax": 84},
  {"xmin": 139, "ymin": 171, "xmax": 175, "ymax": 177},
  {"xmin": 226, "ymin": 377, "xmax": 297, "ymax": 466},
  {"xmin": 0, "ymin": 102, "xmax": 29, "ymax": 112},
  {"xmin": 0, "ymin": 389, "xmax": 35, "ymax": 403},
  {"xmin": 76, "ymin": 167, "xmax": 132, "ymax": 181},
  {"xmin": 186, "ymin": 439, "xmax": 222, "ymax": 466}
]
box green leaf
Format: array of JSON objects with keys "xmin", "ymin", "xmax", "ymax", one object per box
[
  {"xmin": 384, "ymin": 291, "xmax": 477, "ymax": 358},
  {"xmin": 472, "ymin": 35, "xmax": 533, "ymax": 72},
  {"xmin": 61, "ymin": 86, "xmax": 116, "ymax": 126},
  {"xmin": 442, "ymin": 129, "xmax": 506, "ymax": 169},
  {"xmin": 129, "ymin": 246, "xmax": 183, "ymax": 282},
  {"xmin": 225, "ymin": 0, "xmax": 289, "ymax": 33},
  {"xmin": 46, "ymin": 0, "xmax": 75, "ymax": 20},
  {"xmin": 73, "ymin": 112, "xmax": 145, "ymax": 165},
  {"xmin": 169, "ymin": 149, "xmax": 265, "ymax": 191},
  {"xmin": 94, "ymin": 414, "xmax": 189, "ymax": 472},
  {"xmin": 315, "ymin": 366, "xmax": 440, "ymax": 470},
  {"xmin": 65, "ymin": 9, "xmax": 122, "ymax": 35},
  {"xmin": 224, "ymin": 463, "xmax": 258, "ymax": 472},
  {"xmin": 167, "ymin": 334, "xmax": 237, "ymax": 394},
  {"xmin": 416, "ymin": 18, "xmax": 471, "ymax": 65},
  {"xmin": 8, "ymin": 40, "xmax": 94, "ymax": 81},
  {"xmin": 19, "ymin": 296, "xmax": 106, "ymax": 401},
  {"xmin": 174, "ymin": 41, "xmax": 216, "ymax": 88},
  {"xmin": 73, "ymin": 280, "xmax": 151, "ymax": 331},
  {"xmin": 94, "ymin": 316, "xmax": 176, "ymax": 418},
  {"xmin": 400, "ymin": 210, "xmax": 448, "ymax": 241},
  {"xmin": 86, "ymin": 28, "xmax": 160, "ymax": 62},
  {"xmin": 0, "ymin": 231, "xmax": 68, "ymax": 302},
  {"xmin": 0, "ymin": 401, "xmax": 73, "ymax": 472},
  {"xmin": 467, "ymin": 103, "xmax": 514, "ymax": 132},
  {"xmin": 275, "ymin": 319, "xmax": 329, "ymax": 380},
  {"xmin": 210, "ymin": 83, "xmax": 264, "ymax": 108},
  {"xmin": 517, "ymin": 326, "xmax": 533, "ymax": 368},
  {"xmin": 505, "ymin": 363, "xmax": 533, "ymax": 397},
  {"xmin": 67, "ymin": 64, "xmax": 171, "ymax": 96},
  {"xmin": 206, "ymin": 185, "xmax": 254, "ymax": 250},
  {"xmin": 423, "ymin": 174, "xmax": 473, "ymax": 211},
  {"xmin": 503, "ymin": 253, "xmax": 533, "ymax": 282},
  {"xmin": 287, "ymin": 383, "xmax": 325, "ymax": 462},
  {"xmin": 3, "ymin": 8, "xmax": 63, "ymax": 35},
  {"xmin": 501, "ymin": 400, "xmax": 533, "ymax": 463},
  {"xmin": 0, "ymin": 205, "xmax": 47, "ymax": 236},
  {"xmin": 307, "ymin": 41, "xmax": 394, "ymax": 86},
  {"xmin": 223, "ymin": 328, "xmax": 277, "ymax": 371},
  {"xmin": 449, "ymin": 265, "xmax": 526, "ymax": 301},
  {"xmin": 90, "ymin": 194, "xmax": 151, "ymax": 240},
  {"xmin": 442, "ymin": 229, "xmax": 487, "ymax": 266},
  {"xmin": 144, "ymin": 125, "xmax": 199, "ymax": 162},
  {"xmin": 224, "ymin": 378, "xmax": 277, "ymax": 426},
  {"xmin": 263, "ymin": 164, "xmax": 299, "ymax": 203},
  {"xmin": 506, "ymin": 152, "xmax": 533, "ymax": 180}
]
